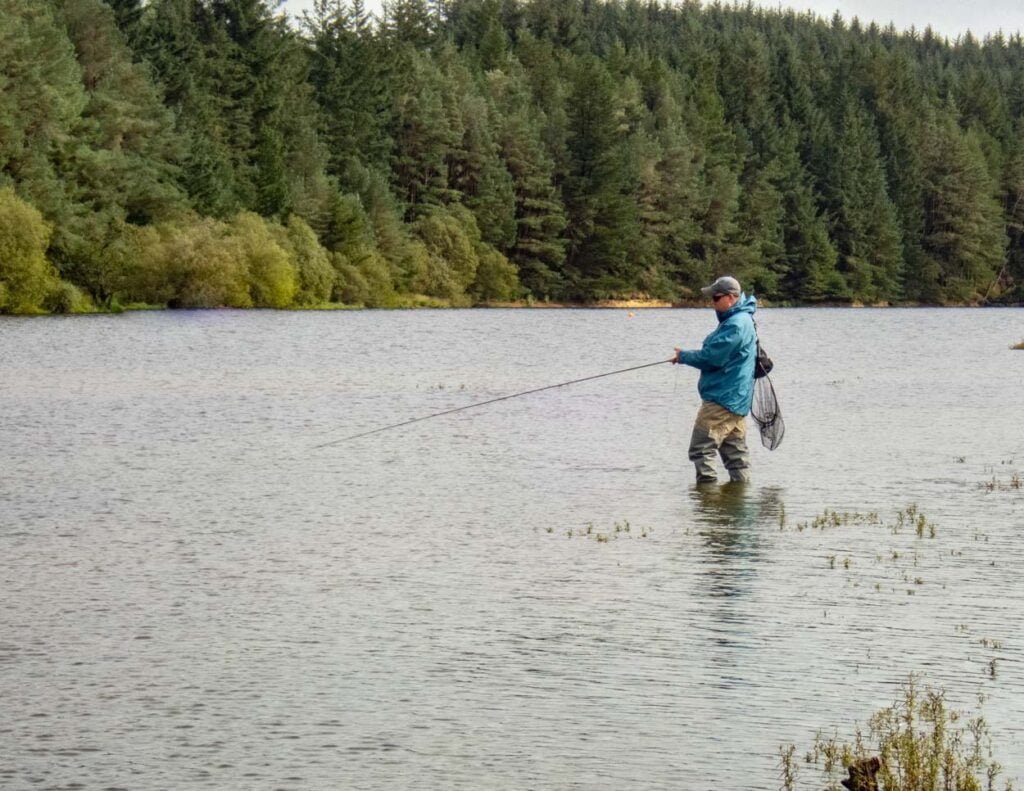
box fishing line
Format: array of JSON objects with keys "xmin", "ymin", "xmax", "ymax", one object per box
[{"xmin": 315, "ymin": 358, "xmax": 675, "ymax": 448}]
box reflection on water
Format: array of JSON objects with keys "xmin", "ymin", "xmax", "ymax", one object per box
[
  {"xmin": 690, "ymin": 483, "xmax": 784, "ymax": 692},
  {"xmin": 1, "ymin": 308, "xmax": 1022, "ymax": 790},
  {"xmin": 692, "ymin": 483, "xmax": 782, "ymax": 599},
  {"xmin": 692, "ymin": 482, "xmax": 785, "ymax": 530}
]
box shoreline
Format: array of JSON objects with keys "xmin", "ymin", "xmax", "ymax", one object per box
[
  {"xmin": 2, "ymin": 297, "xmax": 1021, "ymax": 317},
  {"xmin": 475, "ymin": 298, "xmax": 1023, "ymax": 309}
]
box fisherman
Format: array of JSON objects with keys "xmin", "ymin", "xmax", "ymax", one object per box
[{"xmin": 672, "ymin": 275, "xmax": 757, "ymax": 484}]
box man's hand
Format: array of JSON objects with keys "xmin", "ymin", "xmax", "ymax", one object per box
[{"xmin": 671, "ymin": 347, "xmax": 681, "ymax": 364}]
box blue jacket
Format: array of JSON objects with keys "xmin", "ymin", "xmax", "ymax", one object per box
[{"xmin": 676, "ymin": 294, "xmax": 757, "ymax": 416}]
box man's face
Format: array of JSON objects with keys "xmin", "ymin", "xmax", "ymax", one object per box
[{"xmin": 712, "ymin": 293, "xmax": 738, "ymax": 310}]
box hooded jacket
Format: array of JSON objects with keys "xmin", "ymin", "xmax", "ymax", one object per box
[{"xmin": 676, "ymin": 293, "xmax": 757, "ymax": 416}]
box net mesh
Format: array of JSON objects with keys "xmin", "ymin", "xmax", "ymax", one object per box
[{"xmin": 751, "ymin": 375, "xmax": 784, "ymax": 450}]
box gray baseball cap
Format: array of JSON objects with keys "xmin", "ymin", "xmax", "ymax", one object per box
[{"xmin": 700, "ymin": 275, "xmax": 741, "ymax": 297}]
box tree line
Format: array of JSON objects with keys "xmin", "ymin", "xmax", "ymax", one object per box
[{"xmin": 2, "ymin": 0, "xmax": 1024, "ymax": 313}]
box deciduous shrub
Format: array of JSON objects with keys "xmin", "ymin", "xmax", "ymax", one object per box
[
  {"xmin": 128, "ymin": 217, "xmax": 250, "ymax": 308},
  {"xmin": 0, "ymin": 189, "xmax": 59, "ymax": 313},
  {"xmin": 44, "ymin": 281, "xmax": 92, "ymax": 313},
  {"xmin": 232, "ymin": 212, "xmax": 297, "ymax": 308},
  {"xmin": 470, "ymin": 246, "xmax": 519, "ymax": 301},
  {"xmin": 277, "ymin": 215, "xmax": 335, "ymax": 305},
  {"xmin": 413, "ymin": 208, "xmax": 479, "ymax": 300},
  {"xmin": 335, "ymin": 259, "xmax": 370, "ymax": 306},
  {"xmin": 333, "ymin": 249, "xmax": 395, "ymax": 307}
]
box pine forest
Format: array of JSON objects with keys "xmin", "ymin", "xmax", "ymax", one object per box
[{"xmin": 3, "ymin": 0, "xmax": 1024, "ymax": 313}]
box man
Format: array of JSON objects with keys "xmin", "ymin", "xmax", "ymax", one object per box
[{"xmin": 672, "ymin": 275, "xmax": 757, "ymax": 484}]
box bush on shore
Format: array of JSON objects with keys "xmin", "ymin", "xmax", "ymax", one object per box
[
  {"xmin": 0, "ymin": 189, "xmax": 61, "ymax": 314},
  {"xmin": 0, "ymin": 189, "xmax": 520, "ymax": 314}
]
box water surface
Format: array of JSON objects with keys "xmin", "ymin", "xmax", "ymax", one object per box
[{"xmin": 2, "ymin": 307, "xmax": 1022, "ymax": 789}]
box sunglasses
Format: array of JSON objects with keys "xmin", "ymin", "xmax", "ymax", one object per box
[{"xmin": 712, "ymin": 293, "xmax": 731, "ymax": 302}]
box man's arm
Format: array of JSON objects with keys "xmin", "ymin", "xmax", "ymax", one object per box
[{"xmin": 675, "ymin": 323, "xmax": 741, "ymax": 371}]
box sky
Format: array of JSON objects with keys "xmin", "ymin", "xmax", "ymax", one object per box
[{"xmin": 280, "ymin": 0, "xmax": 1024, "ymax": 42}]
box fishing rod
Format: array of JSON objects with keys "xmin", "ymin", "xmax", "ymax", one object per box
[{"xmin": 314, "ymin": 357, "xmax": 675, "ymax": 448}]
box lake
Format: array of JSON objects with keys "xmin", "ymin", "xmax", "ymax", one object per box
[{"xmin": 1, "ymin": 307, "xmax": 1022, "ymax": 789}]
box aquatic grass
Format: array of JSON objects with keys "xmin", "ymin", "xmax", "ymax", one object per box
[
  {"xmin": 561, "ymin": 519, "xmax": 651, "ymax": 542},
  {"xmin": 981, "ymin": 474, "xmax": 1023, "ymax": 491},
  {"xmin": 798, "ymin": 505, "xmax": 960, "ymax": 599},
  {"xmin": 1011, "ymin": 340, "xmax": 1024, "ymax": 350},
  {"xmin": 781, "ymin": 676, "xmax": 1015, "ymax": 791},
  {"xmin": 788, "ymin": 506, "xmax": 930, "ymax": 537}
]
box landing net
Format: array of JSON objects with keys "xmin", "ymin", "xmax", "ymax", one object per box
[{"xmin": 751, "ymin": 375, "xmax": 784, "ymax": 451}]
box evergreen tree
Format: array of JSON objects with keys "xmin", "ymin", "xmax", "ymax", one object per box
[
  {"xmin": 771, "ymin": 121, "xmax": 839, "ymax": 302},
  {"xmin": 997, "ymin": 118, "xmax": 1024, "ymax": 300},
  {"xmin": 0, "ymin": 0, "xmax": 86, "ymax": 223},
  {"xmin": 441, "ymin": 58, "xmax": 516, "ymax": 248},
  {"xmin": 303, "ymin": 0, "xmax": 394, "ymax": 175},
  {"xmin": 390, "ymin": 49, "xmax": 460, "ymax": 214},
  {"xmin": 824, "ymin": 96, "xmax": 903, "ymax": 301},
  {"xmin": 919, "ymin": 111, "xmax": 1006, "ymax": 301},
  {"xmin": 381, "ymin": 0, "xmax": 436, "ymax": 49},
  {"xmin": 488, "ymin": 65, "xmax": 567, "ymax": 297},
  {"xmin": 102, "ymin": 0, "xmax": 144, "ymax": 43},
  {"xmin": 138, "ymin": 0, "xmax": 245, "ymax": 215},
  {"xmin": 870, "ymin": 47, "xmax": 932, "ymax": 301},
  {"xmin": 561, "ymin": 55, "xmax": 640, "ymax": 298},
  {"xmin": 139, "ymin": 0, "xmax": 327, "ymax": 219}
]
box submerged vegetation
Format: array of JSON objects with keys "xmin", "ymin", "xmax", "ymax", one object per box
[
  {"xmin": 5, "ymin": 0, "xmax": 1024, "ymax": 313},
  {"xmin": 543, "ymin": 519, "xmax": 652, "ymax": 541},
  {"xmin": 781, "ymin": 676, "xmax": 1016, "ymax": 791},
  {"xmin": 781, "ymin": 504, "xmax": 934, "ymax": 536},
  {"xmin": 982, "ymin": 474, "xmax": 1023, "ymax": 490}
]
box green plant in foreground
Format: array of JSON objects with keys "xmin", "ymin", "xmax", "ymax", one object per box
[{"xmin": 781, "ymin": 676, "xmax": 1015, "ymax": 790}]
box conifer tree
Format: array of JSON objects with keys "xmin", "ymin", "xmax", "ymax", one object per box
[
  {"xmin": 0, "ymin": 0, "xmax": 86, "ymax": 223},
  {"xmin": 303, "ymin": 0, "xmax": 394, "ymax": 175},
  {"xmin": 919, "ymin": 111, "xmax": 1006, "ymax": 301},
  {"xmin": 562, "ymin": 55, "xmax": 640, "ymax": 298},
  {"xmin": 997, "ymin": 118, "xmax": 1024, "ymax": 300},
  {"xmin": 381, "ymin": 0, "xmax": 436, "ymax": 49},
  {"xmin": 390, "ymin": 49, "xmax": 460, "ymax": 215},
  {"xmin": 137, "ymin": 0, "xmax": 245, "ymax": 215},
  {"xmin": 825, "ymin": 96, "xmax": 903, "ymax": 301},
  {"xmin": 103, "ymin": 0, "xmax": 144, "ymax": 43},
  {"xmin": 440, "ymin": 58, "xmax": 516, "ymax": 248},
  {"xmin": 487, "ymin": 65, "xmax": 567, "ymax": 297}
]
